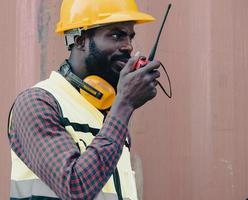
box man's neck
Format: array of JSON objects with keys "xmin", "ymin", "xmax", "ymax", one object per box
[{"xmin": 68, "ymin": 55, "xmax": 88, "ymax": 79}]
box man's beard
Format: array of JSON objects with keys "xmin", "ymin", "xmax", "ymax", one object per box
[{"xmin": 85, "ymin": 38, "xmax": 119, "ymax": 89}]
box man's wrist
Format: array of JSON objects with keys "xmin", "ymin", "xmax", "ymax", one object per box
[{"xmin": 110, "ymin": 95, "xmax": 134, "ymax": 125}]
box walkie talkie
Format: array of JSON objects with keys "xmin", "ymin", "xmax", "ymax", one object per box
[{"xmin": 135, "ymin": 3, "xmax": 172, "ymax": 98}]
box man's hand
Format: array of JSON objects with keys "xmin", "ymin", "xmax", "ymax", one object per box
[{"xmin": 116, "ymin": 54, "xmax": 161, "ymax": 110}]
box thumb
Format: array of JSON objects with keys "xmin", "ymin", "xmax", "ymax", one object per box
[{"xmin": 121, "ymin": 51, "xmax": 141, "ymax": 75}]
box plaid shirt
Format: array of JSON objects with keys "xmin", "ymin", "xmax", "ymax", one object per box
[{"xmin": 9, "ymin": 87, "xmax": 129, "ymax": 199}]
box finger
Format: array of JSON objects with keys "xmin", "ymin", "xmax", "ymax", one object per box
[
  {"xmin": 121, "ymin": 51, "xmax": 141, "ymax": 75},
  {"xmin": 148, "ymin": 80, "xmax": 157, "ymax": 89},
  {"xmin": 141, "ymin": 71, "xmax": 160, "ymax": 86},
  {"xmin": 149, "ymin": 69, "xmax": 160, "ymax": 80},
  {"xmin": 149, "ymin": 87, "xmax": 157, "ymax": 100},
  {"xmin": 139, "ymin": 60, "xmax": 161, "ymax": 73},
  {"xmin": 154, "ymin": 80, "xmax": 158, "ymax": 87},
  {"xmin": 152, "ymin": 87, "xmax": 158, "ymax": 97}
]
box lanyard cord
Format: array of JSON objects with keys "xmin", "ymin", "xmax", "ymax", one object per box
[
  {"xmin": 158, "ymin": 62, "xmax": 172, "ymax": 98},
  {"xmin": 113, "ymin": 168, "xmax": 123, "ymax": 200}
]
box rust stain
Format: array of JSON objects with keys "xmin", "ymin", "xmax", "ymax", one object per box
[
  {"xmin": 131, "ymin": 153, "xmax": 144, "ymax": 200},
  {"xmin": 37, "ymin": 0, "xmax": 51, "ymax": 80}
]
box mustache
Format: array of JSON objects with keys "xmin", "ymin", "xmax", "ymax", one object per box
[{"xmin": 111, "ymin": 53, "xmax": 131, "ymax": 62}]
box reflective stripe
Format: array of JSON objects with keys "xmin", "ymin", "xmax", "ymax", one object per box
[
  {"xmin": 10, "ymin": 179, "xmax": 58, "ymax": 199},
  {"xmin": 10, "ymin": 196, "xmax": 129, "ymax": 200},
  {"xmin": 95, "ymin": 192, "xmax": 131, "ymax": 200},
  {"xmin": 10, "ymin": 179, "xmax": 131, "ymax": 200},
  {"xmin": 10, "ymin": 196, "xmax": 59, "ymax": 200}
]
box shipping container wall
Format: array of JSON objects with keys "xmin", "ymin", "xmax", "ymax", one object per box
[{"xmin": 1, "ymin": 0, "xmax": 248, "ymax": 199}]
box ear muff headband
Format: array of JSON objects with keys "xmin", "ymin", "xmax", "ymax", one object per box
[{"xmin": 59, "ymin": 60, "xmax": 116, "ymax": 110}]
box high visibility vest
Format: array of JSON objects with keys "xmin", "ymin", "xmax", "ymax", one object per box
[{"xmin": 10, "ymin": 71, "xmax": 138, "ymax": 200}]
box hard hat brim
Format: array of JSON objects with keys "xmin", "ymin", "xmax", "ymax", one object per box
[{"xmin": 56, "ymin": 11, "xmax": 155, "ymax": 34}]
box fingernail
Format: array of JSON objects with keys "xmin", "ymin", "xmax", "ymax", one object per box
[{"xmin": 134, "ymin": 51, "xmax": 140, "ymax": 57}]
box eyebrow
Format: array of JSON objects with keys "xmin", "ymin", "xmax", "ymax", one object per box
[{"xmin": 110, "ymin": 28, "xmax": 136, "ymax": 39}]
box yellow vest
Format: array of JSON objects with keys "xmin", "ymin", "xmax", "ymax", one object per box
[{"xmin": 10, "ymin": 71, "xmax": 138, "ymax": 200}]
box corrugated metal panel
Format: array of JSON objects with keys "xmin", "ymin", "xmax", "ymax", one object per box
[
  {"xmin": 1, "ymin": 0, "xmax": 248, "ymax": 199},
  {"xmin": 133, "ymin": 0, "xmax": 248, "ymax": 199}
]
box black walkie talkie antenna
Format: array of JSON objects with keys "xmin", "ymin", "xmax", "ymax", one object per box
[
  {"xmin": 147, "ymin": 3, "xmax": 172, "ymax": 98},
  {"xmin": 148, "ymin": 3, "xmax": 172, "ymax": 61}
]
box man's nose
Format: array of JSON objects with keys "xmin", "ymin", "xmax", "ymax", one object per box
[{"xmin": 119, "ymin": 38, "xmax": 133, "ymax": 54}]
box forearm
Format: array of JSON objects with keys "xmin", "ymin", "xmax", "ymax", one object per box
[{"xmin": 66, "ymin": 114, "xmax": 128, "ymax": 199}]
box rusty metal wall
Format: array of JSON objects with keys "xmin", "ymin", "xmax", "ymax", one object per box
[
  {"xmin": 0, "ymin": 1, "xmax": 67, "ymax": 199},
  {"xmin": 1, "ymin": 0, "xmax": 248, "ymax": 199}
]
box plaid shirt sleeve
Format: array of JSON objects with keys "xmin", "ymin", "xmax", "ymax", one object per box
[{"xmin": 8, "ymin": 87, "xmax": 129, "ymax": 199}]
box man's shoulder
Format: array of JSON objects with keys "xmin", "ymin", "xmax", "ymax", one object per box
[
  {"xmin": 16, "ymin": 87, "xmax": 54, "ymax": 101},
  {"xmin": 13, "ymin": 87, "xmax": 60, "ymax": 112}
]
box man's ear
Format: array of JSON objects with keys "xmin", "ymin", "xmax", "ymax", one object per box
[{"xmin": 74, "ymin": 35, "xmax": 85, "ymax": 50}]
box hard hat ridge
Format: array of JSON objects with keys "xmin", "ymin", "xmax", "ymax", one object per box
[{"xmin": 56, "ymin": 0, "xmax": 155, "ymax": 34}]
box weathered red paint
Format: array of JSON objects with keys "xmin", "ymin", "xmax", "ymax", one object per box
[{"xmin": 1, "ymin": 0, "xmax": 248, "ymax": 199}]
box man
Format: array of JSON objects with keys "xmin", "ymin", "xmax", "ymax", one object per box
[{"xmin": 8, "ymin": 0, "xmax": 161, "ymax": 199}]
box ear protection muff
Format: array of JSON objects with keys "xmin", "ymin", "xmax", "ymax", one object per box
[
  {"xmin": 80, "ymin": 75, "xmax": 116, "ymax": 110},
  {"xmin": 59, "ymin": 60, "xmax": 116, "ymax": 110}
]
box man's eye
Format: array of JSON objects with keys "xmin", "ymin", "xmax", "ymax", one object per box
[{"xmin": 111, "ymin": 34, "xmax": 121, "ymax": 39}]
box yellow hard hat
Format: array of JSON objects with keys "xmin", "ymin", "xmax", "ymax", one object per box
[{"xmin": 56, "ymin": 0, "xmax": 155, "ymax": 34}]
